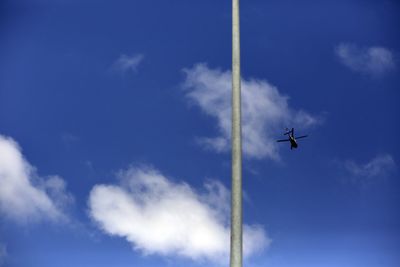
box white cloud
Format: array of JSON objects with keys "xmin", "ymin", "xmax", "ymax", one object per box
[
  {"xmin": 88, "ymin": 166, "xmax": 270, "ymax": 264},
  {"xmin": 182, "ymin": 63, "xmax": 319, "ymax": 160},
  {"xmin": 344, "ymin": 154, "xmax": 396, "ymax": 179},
  {"xmin": 0, "ymin": 135, "xmax": 73, "ymax": 223},
  {"xmin": 335, "ymin": 43, "xmax": 395, "ymax": 76},
  {"xmin": 112, "ymin": 54, "xmax": 144, "ymax": 73}
]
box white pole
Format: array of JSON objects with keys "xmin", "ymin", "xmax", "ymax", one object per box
[{"xmin": 230, "ymin": 0, "xmax": 242, "ymax": 266}]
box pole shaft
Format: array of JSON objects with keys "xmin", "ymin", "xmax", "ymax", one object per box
[{"xmin": 230, "ymin": 0, "xmax": 242, "ymax": 266}]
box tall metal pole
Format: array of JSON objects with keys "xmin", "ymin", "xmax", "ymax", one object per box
[{"xmin": 230, "ymin": 0, "xmax": 242, "ymax": 266}]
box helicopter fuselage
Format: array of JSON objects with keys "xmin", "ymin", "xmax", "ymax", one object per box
[{"xmin": 289, "ymin": 135, "xmax": 298, "ymax": 149}]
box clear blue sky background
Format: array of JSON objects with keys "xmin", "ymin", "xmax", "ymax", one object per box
[{"xmin": 0, "ymin": 0, "xmax": 399, "ymax": 266}]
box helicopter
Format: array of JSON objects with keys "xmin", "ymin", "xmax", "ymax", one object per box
[{"xmin": 276, "ymin": 128, "xmax": 308, "ymax": 150}]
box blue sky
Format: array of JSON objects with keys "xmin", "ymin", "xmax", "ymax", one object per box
[{"xmin": 0, "ymin": 0, "xmax": 399, "ymax": 266}]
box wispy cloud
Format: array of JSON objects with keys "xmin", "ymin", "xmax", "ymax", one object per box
[
  {"xmin": 88, "ymin": 165, "xmax": 270, "ymax": 264},
  {"xmin": 335, "ymin": 43, "xmax": 395, "ymax": 76},
  {"xmin": 0, "ymin": 134, "xmax": 73, "ymax": 223},
  {"xmin": 61, "ymin": 133, "xmax": 80, "ymax": 150},
  {"xmin": 344, "ymin": 154, "xmax": 396, "ymax": 178},
  {"xmin": 182, "ymin": 63, "xmax": 320, "ymax": 160},
  {"xmin": 111, "ymin": 54, "xmax": 144, "ymax": 73},
  {"xmin": 61, "ymin": 133, "xmax": 79, "ymax": 144}
]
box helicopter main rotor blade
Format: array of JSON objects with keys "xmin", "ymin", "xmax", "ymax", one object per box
[
  {"xmin": 296, "ymin": 135, "xmax": 308, "ymax": 139},
  {"xmin": 277, "ymin": 139, "xmax": 290, "ymax": 142}
]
